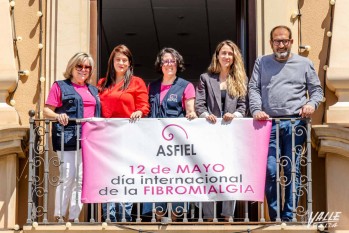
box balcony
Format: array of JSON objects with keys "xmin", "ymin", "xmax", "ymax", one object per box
[{"xmin": 22, "ymin": 112, "xmax": 320, "ymax": 233}]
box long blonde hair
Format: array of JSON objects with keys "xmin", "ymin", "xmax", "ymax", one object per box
[{"xmin": 208, "ymin": 40, "xmax": 247, "ymax": 97}]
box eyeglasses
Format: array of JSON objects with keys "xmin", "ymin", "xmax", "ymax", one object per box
[
  {"xmin": 272, "ymin": 39, "xmax": 291, "ymax": 46},
  {"xmin": 161, "ymin": 59, "xmax": 177, "ymax": 66},
  {"xmin": 75, "ymin": 64, "xmax": 92, "ymax": 71}
]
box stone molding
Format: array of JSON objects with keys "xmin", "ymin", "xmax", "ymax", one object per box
[
  {"xmin": 312, "ymin": 125, "xmax": 349, "ymax": 159},
  {"xmin": 0, "ymin": 126, "xmax": 28, "ymax": 159}
]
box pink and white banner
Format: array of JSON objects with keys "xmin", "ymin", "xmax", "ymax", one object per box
[{"xmin": 81, "ymin": 118, "xmax": 271, "ymax": 203}]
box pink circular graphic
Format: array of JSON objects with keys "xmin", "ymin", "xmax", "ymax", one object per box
[{"xmin": 162, "ymin": 124, "xmax": 188, "ymax": 141}]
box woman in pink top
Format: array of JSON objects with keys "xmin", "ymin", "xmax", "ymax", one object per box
[
  {"xmin": 144, "ymin": 48, "xmax": 197, "ymax": 221},
  {"xmin": 43, "ymin": 52, "xmax": 101, "ymax": 222},
  {"xmin": 148, "ymin": 47, "xmax": 196, "ymax": 119}
]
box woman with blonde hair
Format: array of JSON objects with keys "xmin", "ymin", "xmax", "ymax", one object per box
[
  {"xmin": 44, "ymin": 52, "xmax": 101, "ymax": 222},
  {"xmin": 195, "ymin": 40, "xmax": 247, "ymax": 221}
]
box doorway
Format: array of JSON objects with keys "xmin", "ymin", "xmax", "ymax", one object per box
[{"xmin": 97, "ymin": 0, "xmax": 256, "ymax": 85}]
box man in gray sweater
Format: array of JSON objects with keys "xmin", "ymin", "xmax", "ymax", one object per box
[{"xmin": 249, "ymin": 25, "xmax": 323, "ymax": 222}]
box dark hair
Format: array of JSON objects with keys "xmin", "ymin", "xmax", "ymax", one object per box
[
  {"xmin": 99, "ymin": 44, "xmax": 134, "ymax": 91},
  {"xmin": 270, "ymin": 25, "xmax": 292, "ymax": 40},
  {"xmin": 154, "ymin": 47, "xmax": 185, "ymax": 73}
]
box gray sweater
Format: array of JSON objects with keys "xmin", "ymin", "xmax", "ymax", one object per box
[{"xmin": 249, "ymin": 53, "xmax": 323, "ymax": 117}]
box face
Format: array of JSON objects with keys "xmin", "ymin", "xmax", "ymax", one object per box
[
  {"xmin": 161, "ymin": 53, "xmax": 177, "ymax": 77},
  {"xmin": 270, "ymin": 28, "xmax": 293, "ymax": 61},
  {"xmin": 218, "ymin": 44, "xmax": 234, "ymax": 70},
  {"xmin": 71, "ymin": 60, "xmax": 91, "ymax": 85},
  {"xmin": 113, "ymin": 52, "xmax": 130, "ymax": 76}
]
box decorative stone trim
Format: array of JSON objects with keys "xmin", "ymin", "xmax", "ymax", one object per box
[
  {"xmin": 0, "ymin": 126, "xmax": 28, "ymax": 159},
  {"xmin": 312, "ymin": 125, "xmax": 349, "ymax": 158}
]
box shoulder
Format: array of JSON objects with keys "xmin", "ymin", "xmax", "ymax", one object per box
[
  {"xmin": 49, "ymin": 82, "xmax": 61, "ymax": 92},
  {"xmin": 176, "ymin": 77, "xmax": 191, "ymax": 87},
  {"xmin": 200, "ymin": 72, "xmax": 212, "ymax": 80},
  {"xmin": 256, "ymin": 54, "xmax": 274, "ymax": 63},
  {"xmin": 184, "ymin": 82, "xmax": 196, "ymax": 97},
  {"xmin": 291, "ymin": 54, "xmax": 313, "ymax": 65},
  {"xmin": 201, "ymin": 72, "xmax": 218, "ymax": 81},
  {"xmin": 54, "ymin": 80, "xmax": 73, "ymax": 91},
  {"xmin": 131, "ymin": 76, "xmax": 146, "ymax": 84},
  {"xmin": 130, "ymin": 76, "xmax": 148, "ymax": 90},
  {"xmin": 55, "ymin": 79, "xmax": 69, "ymax": 86}
]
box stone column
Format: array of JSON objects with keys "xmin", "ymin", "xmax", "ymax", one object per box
[
  {"xmin": 0, "ymin": 1, "xmax": 34, "ymax": 229},
  {"xmin": 0, "ymin": 0, "xmax": 20, "ymax": 126},
  {"xmin": 312, "ymin": 125, "xmax": 349, "ymax": 230},
  {"xmin": 0, "ymin": 126, "xmax": 27, "ymax": 229},
  {"xmin": 326, "ymin": 0, "xmax": 349, "ymax": 125}
]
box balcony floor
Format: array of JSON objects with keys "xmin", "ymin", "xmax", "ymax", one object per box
[{"xmin": 21, "ymin": 222, "xmax": 319, "ymax": 233}]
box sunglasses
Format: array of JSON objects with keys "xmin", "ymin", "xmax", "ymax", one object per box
[{"xmin": 75, "ymin": 64, "xmax": 92, "ymax": 71}]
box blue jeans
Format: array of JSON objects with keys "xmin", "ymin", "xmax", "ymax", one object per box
[
  {"xmin": 265, "ymin": 119, "xmax": 306, "ymax": 221},
  {"xmin": 102, "ymin": 202, "xmax": 133, "ymax": 222}
]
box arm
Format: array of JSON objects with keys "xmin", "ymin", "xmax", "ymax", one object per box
[
  {"xmin": 248, "ymin": 58, "xmax": 269, "ymax": 120},
  {"xmin": 185, "ymin": 98, "xmax": 197, "ymax": 119},
  {"xmin": 300, "ymin": 62, "xmax": 324, "ymax": 118},
  {"xmin": 195, "ymin": 74, "xmax": 210, "ymax": 118},
  {"xmin": 223, "ymin": 94, "xmax": 247, "ymax": 121},
  {"xmin": 43, "ymin": 105, "xmax": 69, "ymax": 126},
  {"xmin": 195, "ymin": 74, "xmax": 219, "ymax": 123},
  {"xmin": 234, "ymin": 95, "xmax": 246, "ymax": 117},
  {"xmin": 234, "ymin": 77, "xmax": 248, "ymax": 117},
  {"xmin": 183, "ymin": 82, "xmax": 197, "ymax": 120},
  {"xmin": 130, "ymin": 77, "xmax": 150, "ymax": 120},
  {"xmin": 43, "ymin": 83, "xmax": 69, "ymax": 125}
]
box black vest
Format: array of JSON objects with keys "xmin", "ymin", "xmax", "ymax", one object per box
[
  {"xmin": 52, "ymin": 80, "xmax": 101, "ymax": 151},
  {"xmin": 149, "ymin": 77, "xmax": 189, "ymax": 118}
]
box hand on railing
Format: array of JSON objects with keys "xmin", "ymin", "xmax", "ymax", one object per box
[
  {"xmin": 56, "ymin": 113, "xmax": 69, "ymax": 126},
  {"xmin": 253, "ymin": 111, "xmax": 270, "ymax": 120},
  {"xmin": 299, "ymin": 104, "xmax": 315, "ymax": 118}
]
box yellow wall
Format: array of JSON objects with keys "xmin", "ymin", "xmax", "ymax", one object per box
[
  {"xmin": 11, "ymin": 1, "xmax": 45, "ymax": 125},
  {"xmin": 299, "ymin": 0, "xmax": 330, "ymax": 215},
  {"xmin": 300, "ymin": 0, "xmax": 337, "ymax": 125}
]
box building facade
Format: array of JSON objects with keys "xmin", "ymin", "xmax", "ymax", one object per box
[{"xmin": 0, "ymin": 0, "xmax": 348, "ymax": 232}]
